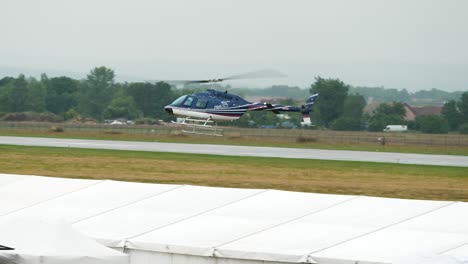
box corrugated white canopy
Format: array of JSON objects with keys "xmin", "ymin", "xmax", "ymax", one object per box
[{"xmin": 0, "ymin": 173, "xmax": 467, "ymax": 264}]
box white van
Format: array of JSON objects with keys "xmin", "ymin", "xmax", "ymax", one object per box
[{"xmin": 383, "ymin": 125, "xmax": 407, "ymax": 132}]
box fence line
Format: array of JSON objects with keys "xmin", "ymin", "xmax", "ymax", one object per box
[{"xmin": 0, "ymin": 121, "xmax": 468, "ymax": 147}]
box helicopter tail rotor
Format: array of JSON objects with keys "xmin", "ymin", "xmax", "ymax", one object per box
[
  {"xmin": 300, "ymin": 92, "xmax": 319, "ymax": 126},
  {"xmin": 304, "ymin": 93, "xmax": 319, "ymax": 110}
]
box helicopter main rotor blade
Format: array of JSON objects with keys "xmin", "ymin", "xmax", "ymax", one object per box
[
  {"xmin": 220, "ymin": 69, "xmax": 287, "ymax": 81},
  {"xmin": 184, "ymin": 80, "xmax": 214, "ymax": 84},
  {"xmin": 146, "ymin": 69, "xmax": 286, "ymax": 85},
  {"xmin": 146, "ymin": 79, "xmax": 219, "ymax": 85},
  {"xmin": 145, "ymin": 80, "xmax": 197, "ymax": 85}
]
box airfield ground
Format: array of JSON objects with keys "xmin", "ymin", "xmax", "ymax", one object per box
[
  {"xmin": 1, "ymin": 144, "xmax": 467, "ymax": 201},
  {"xmin": 1, "ymin": 125, "xmax": 467, "ymax": 201},
  {"xmin": 1, "ymin": 129, "xmax": 468, "ymax": 156}
]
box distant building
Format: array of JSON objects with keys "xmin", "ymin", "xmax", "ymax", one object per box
[
  {"xmin": 363, "ymin": 97, "xmax": 381, "ymax": 115},
  {"xmin": 403, "ymin": 103, "xmax": 442, "ymax": 121},
  {"xmin": 364, "ymin": 99, "xmax": 442, "ymax": 121}
]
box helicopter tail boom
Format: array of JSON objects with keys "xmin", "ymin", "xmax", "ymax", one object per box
[{"xmin": 262, "ymin": 92, "xmax": 318, "ymax": 124}]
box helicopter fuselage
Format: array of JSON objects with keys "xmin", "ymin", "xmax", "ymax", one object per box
[
  {"xmin": 159, "ymin": 70, "xmax": 317, "ymax": 132},
  {"xmin": 164, "ymin": 89, "xmax": 269, "ymax": 121},
  {"xmin": 164, "ymin": 89, "xmax": 317, "ymax": 122}
]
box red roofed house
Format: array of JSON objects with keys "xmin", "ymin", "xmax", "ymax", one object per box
[{"xmin": 403, "ymin": 103, "xmax": 442, "ymax": 121}]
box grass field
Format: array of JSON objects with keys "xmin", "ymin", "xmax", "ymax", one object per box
[
  {"xmin": 1, "ymin": 144, "xmax": 467, "ymax": 201},
  {"xmin": 2, "ymin": 129, "xmax": 468, "ymax": 156}
]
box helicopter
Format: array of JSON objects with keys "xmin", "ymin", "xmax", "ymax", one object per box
[{"xmin": 161, "ymin": 70, "xmax": 319, "ymax": 136}]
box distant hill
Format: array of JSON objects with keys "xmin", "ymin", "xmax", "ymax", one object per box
[{"xmin": 350, "ymin": 86, "xmax": 464, "ymax": 106}]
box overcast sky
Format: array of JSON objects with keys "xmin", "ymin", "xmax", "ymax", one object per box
[{"xmin": 1, "ymin": 0, "xmax": 468, "ymax": 91}]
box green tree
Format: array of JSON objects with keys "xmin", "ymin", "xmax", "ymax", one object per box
[
  {"xmin": 459, "ymin": 123, "xmax": 468, "ymax": 134},
  {"xmin": 309, "ymin": 77, "xmax": 349, "ymax": 127},
  {"xmin": 8, "ymin": 75, "xmax": 29, "ymax": 112},
  {"xmin": 331, "ymin": 117, "xmax": 362, "ymax": 131},
  {"xmin": 250, "ymin": 111, "xmax": 279, "ymax": 127},
  {"xmin": 330, "ymin": 94, "xmax": 365, "ymax": 131},
  {"xmin": 63, "ymin": 108, "xmax": 80, "ymax": 120},
  {"xmin": 441, "ymin": 100, "xmax": 462, "ymax": 131},
  {"xmin": 343, "ymin": 94, "xmax": 366, "ymax": 119},
  {"xmin": 0, "ymin": 79, "xmax": 11, "ymax": 113},
  {"xmin": 27, "ymin": 78, "xmax": 47, "ymax": 112},
  {"xmin": 368, "ymin": 102, "xmax": 405, "ymax": 132},
  {"xmin": 458, "ymin": 91, "xmax": 468, "ymax": 123},
  {"xmin": 349, "ymin": 87, "xmax": 411, "ymax": 102},
  {"xmin": 0, "ymin": 77, "xmax": 15, "ymax": 87},
  {"xmin": 103, "ymin": 96, "xmax": 141, "ymax": 120},
  {"xmin": 78, "ymin": 66, "xmax": 115, "ymax": 120},
  {"xmin": 45, "ymin": 76, "xmax": 79, "ymax": 115},
  {"xmin": 231, "ymin": 111, "xmax": 279, "ymax": 128},
  {"xmin": 126, "ymin": 82, "xmax": 173, "ymax": 118},
  {"xmin": 416, "ymin": 115, "xmax": 449, "ymax": 134}
]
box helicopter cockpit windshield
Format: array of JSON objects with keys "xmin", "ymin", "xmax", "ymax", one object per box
[{"xmin": 170, "ymin": 95, "xmax": 187, "ymax": 106}]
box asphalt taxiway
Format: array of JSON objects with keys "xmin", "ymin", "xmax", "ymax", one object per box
[{"xmin": 0, "ymin": 136, "xmax": 467, "ymax": 167}]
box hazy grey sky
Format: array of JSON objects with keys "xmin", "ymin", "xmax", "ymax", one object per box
[{"xmin": 1, "ymin": 0, "xmax": 468, "ymax": 91}]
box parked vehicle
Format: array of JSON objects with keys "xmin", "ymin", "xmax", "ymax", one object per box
[{"xmin": 383, "ymin": 125, "xmax": 408, "ymax": 132}]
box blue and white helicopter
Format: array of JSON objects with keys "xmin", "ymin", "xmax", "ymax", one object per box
[{"xmin": 162, "ymin": 70, "xmax": 318, "ymax": 136}]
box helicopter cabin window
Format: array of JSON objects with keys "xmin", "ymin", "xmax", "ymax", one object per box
[
  {"xmin": 195, "ymin": 98, "xmax": 208, "ymax": 109},
  {"xmin": 170, "ymin": 95, "xmax": 187, "ymax": 106},
  {"xmin": 183, "ymin": 96, "xmax": 194, "ymax": 107}
]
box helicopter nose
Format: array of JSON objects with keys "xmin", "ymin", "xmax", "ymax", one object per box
[{"xmin": 164, "ymin": 106, "xmax": 173, "ymax": 114}]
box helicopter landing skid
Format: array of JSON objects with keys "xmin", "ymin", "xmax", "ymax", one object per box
[{"xmin": 172, "ymin": 117, "xmax": 223, "ymax": 137}]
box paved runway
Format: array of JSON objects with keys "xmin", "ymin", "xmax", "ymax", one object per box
[{"xmin": 1, "ymin": 136, "xmax": 467, "ymax": 167}]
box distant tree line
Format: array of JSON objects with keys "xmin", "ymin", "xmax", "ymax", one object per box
[
  {"xmin": 0, "ymin": 66, "xmax": 185, "ymax": 123},
  {"xmin": 309, "ymin": 77, "xmax": 468, "ymax": 134},
  {"xmin": 224, "ymin": 85, "xmax": 463, "ymax": 104},
  {"xmin": 1, "ymin": 66, "xmax": 467, "ymax": 134}
]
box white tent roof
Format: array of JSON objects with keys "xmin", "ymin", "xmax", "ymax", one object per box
[
  {"xmin": 125, "ymin": 190, "xmax": 353, "ymax": 257},
  {"xmin": 5, "ymin": 179, "xmax": 178, "ymax": 223},
  {"xmin": 0, "ymin": 173, "xmax": 467, "ymax": 264},
  {"xmin": 76, "ymin": 185, "xmax": 262, "ymax": 247},
  {"xmin": 0, "ymin": 176, "xmax": 100, "ymax": 216},
  {"xmin": 214, "ymin": 196, "xmax": 450, "ymax": 263},
  {"xmin": 0, "ymin": 218, "xmax": 128, "ymax": 264},
  {"xmin": 0, "ymin": 173, "xmax": 27, "ymax": 186}
]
